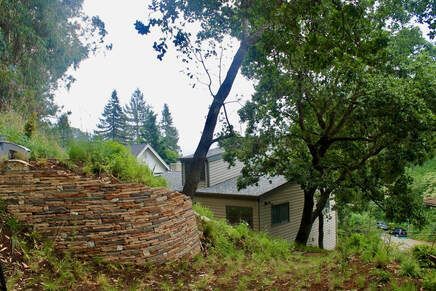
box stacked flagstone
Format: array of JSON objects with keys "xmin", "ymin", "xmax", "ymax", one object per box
[{"xmin": 0, "ymin": 162, "xmax": 201, "ymax": 264}]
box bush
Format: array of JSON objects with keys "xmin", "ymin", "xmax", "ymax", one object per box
[
  {"xmin": 422, "ymin": 271, "xmax": 436, "ymax": 290},
  {"xmin": 68, "ymin": 140, "xmax": 166, "ymax": 187},
  {"xmin": 412, "ymin": 245, "xmax": 436, "ymax": 268},
  {"xmin": 0, "ymin": 111, "xmax": 66, "ymax": 159},
  {"xmin": 198, "ymin": 203, "xmax": 293, "ymax": 260},
  {"xmin": 400, "ymin": 258, "xmax": 421, "ymax": 278}
]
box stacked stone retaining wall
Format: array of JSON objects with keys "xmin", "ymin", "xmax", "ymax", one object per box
[{"xmin": 0, "ymin": 163, "xmax": 201, "ymax": 264}]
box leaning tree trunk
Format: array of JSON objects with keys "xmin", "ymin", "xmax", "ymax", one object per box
[
  {"xmin": 295, "ymin": 188, "xmax": 316, "ymax": 245},
  {"xmin": 182, "ymin": 40, "xmax": 250, "ymax": 197},
  {"xmin": 0, "ymin": 263, "xmax": 6, "ymax": 291},
  {"xmin": 318, "ymin": 212, "xmax": 324, "ymax": 249}
]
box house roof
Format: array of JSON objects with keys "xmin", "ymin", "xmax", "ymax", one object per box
[
  {"xmin": 181, "ymin": 147, "xmax": 223, "ymax": 160},
  {"xmin": 161, "ymin": 171, "xmax": 183, "ymax": 191},
  {"xmin": 196, "ymin": 175, "xmax": 288, "ymax": 198},
  {"xmin": 127, "ymin": 143, "xmax": 170, "ymax": 171}
]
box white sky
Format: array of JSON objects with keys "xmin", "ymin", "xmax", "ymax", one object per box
[{"xmin": 54, "ymin": 0, "xmax": 253, "ymax": 155}]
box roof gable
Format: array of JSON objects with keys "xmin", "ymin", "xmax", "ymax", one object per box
[{"xmin": 128, "ymin": 143, "xmax": 170, "ymax": 171}]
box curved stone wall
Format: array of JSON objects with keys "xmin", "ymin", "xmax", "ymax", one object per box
[{"xmin": 0, "ymin": 163, "xmax": 201, "ymax": 264}]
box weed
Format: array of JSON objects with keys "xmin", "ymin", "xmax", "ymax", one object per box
[{"xmin": 400, "ymin": 258, "xmax": 421, "ymax": 278}]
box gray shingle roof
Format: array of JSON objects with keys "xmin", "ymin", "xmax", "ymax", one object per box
[
  {"xmin": 161, "ymin": 171, "xmax": 183, "ymax": 191},
  {"xmin": 181, "ymin": 147, "xmax": 223, "ymax": 160},
  {"xmin": 128, "ymin": 144, "xmax": 147, "ymax": 157},
  {"xmin": 196, "ymin": 175, "xmax": 288, "ymax": 197}
]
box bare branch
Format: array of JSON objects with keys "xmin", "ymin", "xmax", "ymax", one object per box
[{"xmin": 218, "ymin": 45, "xmax": 224, "ymax": 86}]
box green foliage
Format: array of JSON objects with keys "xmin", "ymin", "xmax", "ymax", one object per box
[
  {"xmin": 221, "ymin": 1, "xmax": 435, "ymax": 243},
  {"xmin": 400, "ymin": 258, "xmax": 421, "ymax": 278},
  {"xmin": 412, "ymin": 245, "xmax": 436, "ymax": 268},
  {"xmin": 68, "ymin": 140, "xmax": 166, "ymax": 187},
  {"xmin": 0, "ymin": 111, "xmax": 66, "ymax": 159},
  {"xmin": 95, "ymin": 90, "xmax": 129, "ymax": 143},
  {"xmin": 160, "ymin": 103, "xmax": 181, "ymax": 163},
  {"xmin": 193, "ymin": 203, "xmax": 214, "ymax": 219},
  {"xmin": 124, "ymin": 88, "xmax": 148, "ymax": 143},
  {"xmin": 422, "ymin": 271, "xmax": 436, "ymax": 290},
  {"xmin": 0, "ymin": 0, "xmax": 107, "ymax": 116},
  {"xmin": 408, "ymin": 158, "xmax": 436, "ymax": 198},
  {"xmin": 197, "ymin": 203, "xmax": 293, "ymax": 260}
]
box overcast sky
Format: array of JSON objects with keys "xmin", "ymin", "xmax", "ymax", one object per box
[{"xmin": 54, "ymin": 0, "xmax": 253, "ymax": 155}]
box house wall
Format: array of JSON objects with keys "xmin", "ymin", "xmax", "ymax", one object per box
[
  {"xmin": 137, "ymin": 148, "xmax": 167, "ymax": 174},
  {"xmin": 207, "ymin": 159, "xmax": 243, "ymax": 186},
  {"xmin": 259, "ymin": 184, "xmax": 336, "ymax": 249},
  {"xmin": 193, "ymin": 196, "xmax": 260, "ymax": 230},
  {"xmin": 259, "ymin": 184, "xmax": 305, "ymax": 241},
  {"xmin": 195, "ymin": 183, "xmax": 337, "ymax": 249}
]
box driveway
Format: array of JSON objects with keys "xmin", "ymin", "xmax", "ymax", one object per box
[{"xmin": 381, "ymin": 233, "xmax": 433, "ymax": 251}]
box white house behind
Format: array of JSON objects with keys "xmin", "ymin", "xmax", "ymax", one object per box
[{"xmin": 128, "ymin": 144, "xmax": 169, "ymax": 175}]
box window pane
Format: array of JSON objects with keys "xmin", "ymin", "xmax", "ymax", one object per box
[
  {"xmin": 226, "ymin": 206, "xmax": 253, "ymax": 228},
  {"xmin": 271, "ymin": 203, "xmax": 289, "ymax": 225}
]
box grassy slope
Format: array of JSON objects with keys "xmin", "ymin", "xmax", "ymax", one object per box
[
  {"xmin": 1, "ymin": 204, "xmax": 434, "ymax": 290},
  {"xmin": 408, "ymin": 158, "xmax": 436, "ymax": 198}
]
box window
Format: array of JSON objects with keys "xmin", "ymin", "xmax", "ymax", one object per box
[
  {"xmin": 271, "ymin": 203, "xmax": 289, "ymax": 225},
  {"xmin": 226, "ymin": 206, "xmax": 253, "ymax": 228}
]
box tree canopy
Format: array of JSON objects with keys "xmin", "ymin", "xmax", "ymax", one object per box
[
  {"xmin": 0, "ymin": 0, "xmax": 107, "ymax": 116},
  {"xmin": 221, "ymin": 1, "xmax": 435, "ymax": 245}
]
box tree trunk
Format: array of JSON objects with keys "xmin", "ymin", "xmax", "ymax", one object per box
[
  {"xmin": 182, "ymin": 40, "xmax": 250, "ymax": 197},
  {"xmin": 0, "ymin": 263, "xmax": 6, "ymax": 291},
  {"xmin": 318, "ymin": 212, "xmax": 324, "ymax": 249},
  {"xmin": 295, "ymin": 188, "xmax": 316, "ymax": 245}
]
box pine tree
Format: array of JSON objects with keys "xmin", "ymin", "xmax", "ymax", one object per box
[
  {"xmin": 160, "ymin": 104, "xmax": 180, "ymax": 163},
  {"xmin": 124, "ymin": 88, "xmax": 147, "ymax": 142},
  {"xmin": 56, "ymin": 112, "xmax": 73, "ymax": 146},
  {"xmin": 95, "ymin": 90, "xmax": 128, "ymax": 142},
  {"xmin": 141, "ymin": 107, "xmax": 161, "ymax": 150}
]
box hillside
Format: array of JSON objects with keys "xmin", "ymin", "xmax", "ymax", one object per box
[
  {"xmin": 408, "ymin": 158, "xmax": 436, "ymax": 199},
  {"xmin": 1, "ymin": 202, "xmax": 434, "ymax": 290}
]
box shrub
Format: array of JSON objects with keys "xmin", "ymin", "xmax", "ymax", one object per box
[
  {"xmin": 198, "ymin": 204, "xmax": 293, "ymax": 260},
  {"xmin": 422, "ymin": 270, "xmax": 436, "ymax": 290},
  {"xmin": 400, "ymin": 258, "xmax": 421, "ymax": 278},
  {"xmin": 68, "ymin": 140, "xmax": 166, "ymax": 187},
  {"xmin": 0, "ymin": 111, "xmax": 66, "ymax": 159},
  {"xmin": 412, "ymin": 245, "xmax": 436, "ymax": 268}
]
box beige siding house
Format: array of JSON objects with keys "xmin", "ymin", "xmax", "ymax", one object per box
[{"xmin": 165, "ymin": 147, "xmax": 337, "ymax": 250}]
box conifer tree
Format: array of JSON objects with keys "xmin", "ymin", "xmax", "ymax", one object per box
[
  {"xmin": 159, "ymin": 103, "xmax": 180, "ymax": 163},
  {"xmin": 56, "ymin": 112, "xmax": 73, "ymax": 146},
  {"xmin": 141, "ymin": 107, "xmax": 161, "ymax": 150},
  {"xmin": 96, "ymin": 90, "xmax": 128, "ymax": 142},
  {"xmin": 124, "ymin": 88, "xmax": 147, "ymax": 142},
  {"xmin": 160, "ymin": 104, "xmax": 180, "ymax": 153}
]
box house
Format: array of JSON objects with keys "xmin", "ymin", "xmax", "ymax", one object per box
[
  {"xmin": 0, "ymin": 136, "xmax": 30, "ymax": 161},
  {"xmin": 128, "ymin": 144, "xmax": 170, "ymax": 175},
  {"xmin": 164, "ymin": 147, "xmax": 337, "ymax": 250}
]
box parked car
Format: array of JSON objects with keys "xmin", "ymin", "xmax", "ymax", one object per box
[
  {"xmin": 391, "ymin": 227, "xmax": 407, "ymax": 237},
  {"xmin": 376, "ymin": 221, "xmax": 389, "ymax": 231}
]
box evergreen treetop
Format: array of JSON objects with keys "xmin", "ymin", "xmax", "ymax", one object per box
[{"xmin": 95, "ymin": 90, "xmax": 128, "ymax": 143}]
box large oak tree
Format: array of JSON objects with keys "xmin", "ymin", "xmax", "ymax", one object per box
[{"xmin": 221, "ymin": 2, "xmax": 435, "ymax": 245}]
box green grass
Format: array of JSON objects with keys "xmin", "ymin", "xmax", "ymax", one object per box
[
  {"xmin": 0, "ymin": 111, "xmax": 66, "ymax": 160},
  {"xmin": 68, "ymin": 140, "xmax": 167, "ymax": 187},
  {"xmin": 2, "ymin": 203, "xmax": 431, "ymax": 290}
]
